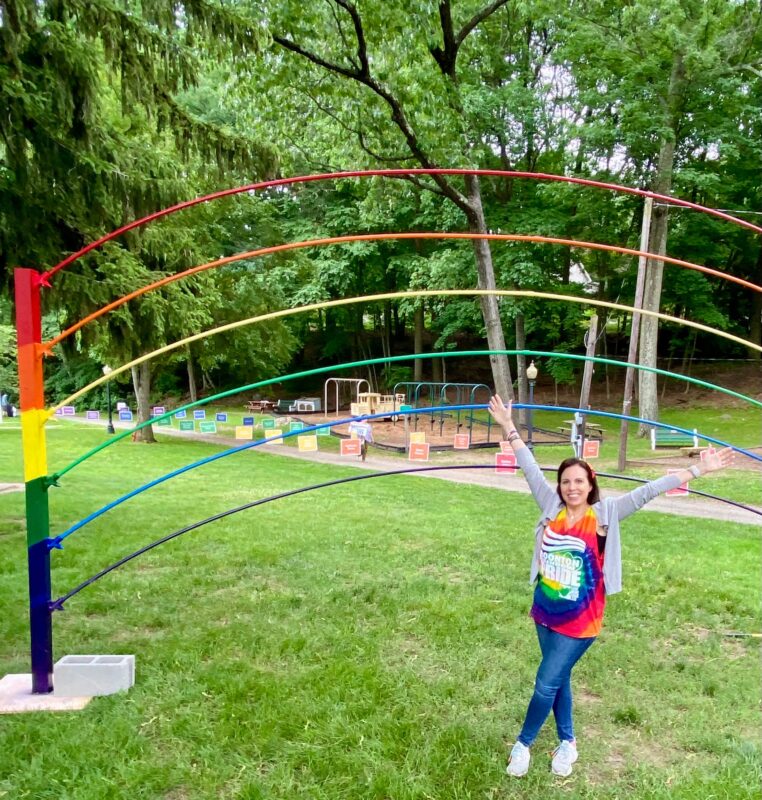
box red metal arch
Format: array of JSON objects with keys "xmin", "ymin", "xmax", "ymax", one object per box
[{"xmin": 41, "ymin": 169, "xmax": 762, "ymax": 283}]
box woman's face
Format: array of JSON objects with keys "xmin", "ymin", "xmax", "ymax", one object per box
[{"xmin": 559, "ymin": 464, "xmax": 592, "ymax": 509}]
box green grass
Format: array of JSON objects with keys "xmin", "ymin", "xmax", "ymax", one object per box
[{"xmin": 0, "ymin": 426, "xmax": 760, "ymax": 799}]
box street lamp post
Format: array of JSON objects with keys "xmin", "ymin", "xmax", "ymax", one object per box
[
  {"xmin": 526, "ymin": 360, "xmax": 538, "ymax": 452},
  {"xmin": 102, "ymin": 365, "xmax": 115, "ymax": 434}
]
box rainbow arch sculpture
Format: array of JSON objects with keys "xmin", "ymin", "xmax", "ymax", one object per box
[{"xmin": 15, "ymin": 169, "xmax": 762, "ymax": 694}]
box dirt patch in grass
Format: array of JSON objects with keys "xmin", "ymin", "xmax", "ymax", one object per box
[
  {"xmin": 577, "ymin": 686, "xmax": 602, "ymax": 704},
  {"xmin": 583, "ymin": 727, "xmax": 690, "ymax": 783}
]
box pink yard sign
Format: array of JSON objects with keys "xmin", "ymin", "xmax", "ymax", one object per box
[
  {"xmin": 341, "ymin": 439, "xmax": 362, "ymax": 457},
  {"xmin": 700, "ymin": 447, "xmax": 716, "ymax": 462},
  {"xmin": 495, "ymin": 453, "xmax": 517, "ymax": 475},
  {"xmin": 453, "ymin": 433, "xmax": 470, "ymax": 450},
  {"xmin": 409, "ymin": 442, "xmax": 430, "ymax": 461},
  {"xmin": 582, "ymin": 439, "xmax": 600, "ymax": 459}
]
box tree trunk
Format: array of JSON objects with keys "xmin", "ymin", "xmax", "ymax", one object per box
[
  {"xmin": 515, "ymin": 314, "xmax": 528, "ymax": 426},
  {"xmin": 432, "ymin": 352, "xmax": 442, "ymax": 383},
  {"xmin": 638, "ymin": 53, "xmax": 684, "ymax": 435},
  {"xmin": 383, "ymin": 300, "xmax": 392, "ymax": 361},
  {"xmin": 414, "ymin": 303, "xmax": 424, "ymax": 382},
  {"xmin": 131, "ymin": 362, "xmax": 156, "ymax": 443},
  {"xmin": 749, "ymin": 249, "xmax": 762, "ymax": 361},
  {"xmin": 637, "ymin": 187, "xmax": 670, "ymax": 432},
  {"xmin": 464, "ymin": 175, "xmax": 513, "ymax": 400},
  {"xmin": 186, "ymin": 345, "xmax": 197, "ymax": 404}
]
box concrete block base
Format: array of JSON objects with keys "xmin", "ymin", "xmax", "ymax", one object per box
[
  {"xmin": 54, "ymin": 654, "xmax": 135, "ymax": 697},
  {"xmin": 0, "ymin": 674, "xmax": 92, "ymax": 714}
]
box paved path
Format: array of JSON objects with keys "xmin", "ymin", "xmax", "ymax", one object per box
[
  {"xmin": 243, "ymin": 439, "xmax": 762, "ymax": 527},
  {"xmin": 32, "ymin": 417, "xmax": 762, "ymax": 527}
]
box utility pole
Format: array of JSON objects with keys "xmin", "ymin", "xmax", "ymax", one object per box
[
  {"xmin": 578, "ymin": 314, "xmax": 599, "ymax": 457},
  {"xmin": 617, "ymin": 197, "xmax": 653, "ymax": 471}
]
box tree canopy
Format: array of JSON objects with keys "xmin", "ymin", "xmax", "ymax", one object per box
[{"xmin": 2, "ymin": 0, "xmax": 760, "ymax": 421}]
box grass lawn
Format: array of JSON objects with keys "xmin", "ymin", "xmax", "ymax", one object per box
[{"xmin": 0, "ymin": 425, "xmax": 760, "ymax": 799}]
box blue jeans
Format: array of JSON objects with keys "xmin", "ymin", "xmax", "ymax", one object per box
[{"xmin": 517, "ymin": 624, "xmax": 596, "ymax": 747}]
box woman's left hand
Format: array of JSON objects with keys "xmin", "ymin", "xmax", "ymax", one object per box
[{"xmin": 701, "ymin": 447, "xmax": 736, "ymax": 474}]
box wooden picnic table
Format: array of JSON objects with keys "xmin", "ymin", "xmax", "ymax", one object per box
[
  {"xmin": 559, "ymin": 419, "xmax": 604, "ymax": 438},
  {"xmin": 245, "ymin": 399, "xmax": 274, "ymax": 412}
]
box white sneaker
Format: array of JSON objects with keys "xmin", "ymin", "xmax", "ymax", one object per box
[
  {"xmin": 551, "ymin": 740, "xmax": 578, "ymax": 776},
  {"xmin": 506, "ymin": 741, "xmax": 531, "ymax": 777}
]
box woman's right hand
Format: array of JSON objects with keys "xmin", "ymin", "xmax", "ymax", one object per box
[{"xmin": 488, "ymin": 395, "xmax": 515, "ymax": 432}]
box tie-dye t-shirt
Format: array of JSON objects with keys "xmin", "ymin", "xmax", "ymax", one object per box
[{"xmin": 530, "ymin": 507, "xmax": 605, "ymax": 638}]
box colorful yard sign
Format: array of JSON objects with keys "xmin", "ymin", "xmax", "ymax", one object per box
[
  {"xmin": 262, "ymin": 418, "xmax": 276, "ymax": 429},
  {"xmin": 54, "ymin": 408, "xmax": 64, "ymax": 416},
  {"xmin": 264, "ymin": 429, "xmax": 282, "ymax": 444},
  {"xmin": 453, "ymin": 433, "xmax": 470, "ymax": 449},
  {"xmin": 174, "ymin": 409, "xmax": 187, "ymax": 419},
  {"xmin": 215, "ymin": 413, "xmax": 228, "ymax": 423},
  {"xmin": 340, "ymin": 438, "xmax": 362, "ymax": 457},
  {"xmin": 152, "ymin": 406, "xmax": 165, "ymax": 416},
  {"xmin": 193, "ymin": 409, "xmax": 206, "ymax": 420},
  {"xmin": 700, "ymin": 447, "xmax": 716, "ymax": 462},
  {"xmin": 157, "ymin": 416, "xmax": 171, "ymax": 427},
  {"xmin": 409, "ymin": 442, "xmax": 430, "ymax": 461},
  {"xmin": 409, "ymin": 431, "xmax": 426, "ymax": 444},
  {"xmin": 500, "ymin": 440, "xmax": 515, "ymax": 453},
  {"xmin": 179, "ymin": 420, "xmax": 195, "ymax": 432},
  {"xmin": 582, "ymin": 439, "xmax": 600, "ymax": 459},
  {"xmin": 118, "ymin": 409, "xmax": 133, "ymax": 421},
  {"xmin": 242, "ymin": 416, "xmax": 254, "ymax": 426},
  {"xmin": 199, "ymin": 421, "xmax": 217, "ymax": 434},
  {"xmin": 665, "ymin": 469, "xmax": 689, "ymax": 496},
  {"xmin": 298, "ymin": 434, "xmax": 318, "ymax": 452},
  {"xmin": 495, "ymin": 453, "xmax": 517, "ymax": 474},
  {"xmin": 316, "ymin": 425, "xmax": 331, "ymax": 436},
  {"xmin": 116, "ymin": 402, "xmax": 127, "ymax": 411},
  {"xmin": 86, "ymin": 410, "xmax": 100, "ymax": 420},
  {"xmin": 399, "ymin": 404, "xmax": 413, "ymax": 412},
  {"xmin": 62, "ymin": 406, "xmax": 76, "ymax": 416},
  {"xmin": 235, "ymin": 426, "xmax": 253, "ymax": 440},
  {"xmin": 289, "ymin": 421, "xmax": 304, "ymax": 432}
]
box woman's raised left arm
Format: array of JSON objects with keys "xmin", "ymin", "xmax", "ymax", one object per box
[{"xmin": 614, "ymin": 447, "xmax": 736, "ymax": 520}]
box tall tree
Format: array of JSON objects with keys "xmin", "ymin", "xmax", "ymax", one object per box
[
  {"xmin": 0, "ymin": 0, "xmax": 277, "ymax": 436},
  {"xmin": 565, "ymin": 0, "xmax": 762, "ymax": 427},
  {"xmin": 252, "ymin": 0, "xmax": 517, "ymax": 398}
]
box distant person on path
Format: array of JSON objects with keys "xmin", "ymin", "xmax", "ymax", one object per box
[
  {"xmin": 348, "ymin": 420, "xmax": 373, "ymax": 461},
  {"xmin": 0, "ymin": 391, "xmax": 11, "ymax": 417},
  {"xmin": 488, "ymin": 395, "xmax": 735, "ymax": 778}
]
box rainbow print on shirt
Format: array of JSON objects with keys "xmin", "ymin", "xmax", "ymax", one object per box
[{"xmin": 531, "ymin": 508, "xmax": 606, "ymax": 638}]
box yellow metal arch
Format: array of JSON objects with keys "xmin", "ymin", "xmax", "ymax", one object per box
[{"xmin": 49, "ymin": 289, "xmax": 761, "ymax": 417}]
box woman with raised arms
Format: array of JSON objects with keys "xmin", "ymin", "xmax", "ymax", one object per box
[{"xmin": 488, "ymin": 395, "xmax": 735, "ymax": 778}]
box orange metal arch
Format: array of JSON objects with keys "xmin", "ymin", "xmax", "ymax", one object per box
[{"xmin": 43, "ymin": 232, "xmax": 762, "ymax": 352}]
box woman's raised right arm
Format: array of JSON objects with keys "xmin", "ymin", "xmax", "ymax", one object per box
[{"xmin": 488, "ymin": 395, "xmax": 557, "ymax": 509}]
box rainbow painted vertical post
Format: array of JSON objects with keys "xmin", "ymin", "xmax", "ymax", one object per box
[{"xmin": 15, "ymin": 268, "xmax": 54, "ymax": 694}]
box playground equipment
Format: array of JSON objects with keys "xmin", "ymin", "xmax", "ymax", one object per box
[
  {"xmin": 393, "ymin": 382, "xmax": 494, "ymax": 438},
  {"xmin": 350, "ymin": 392, "xmax": 405, "ymax": 420},
  {"xmin": 324, "ymin": 377, "xmax": 369, "ymax": 416}
]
